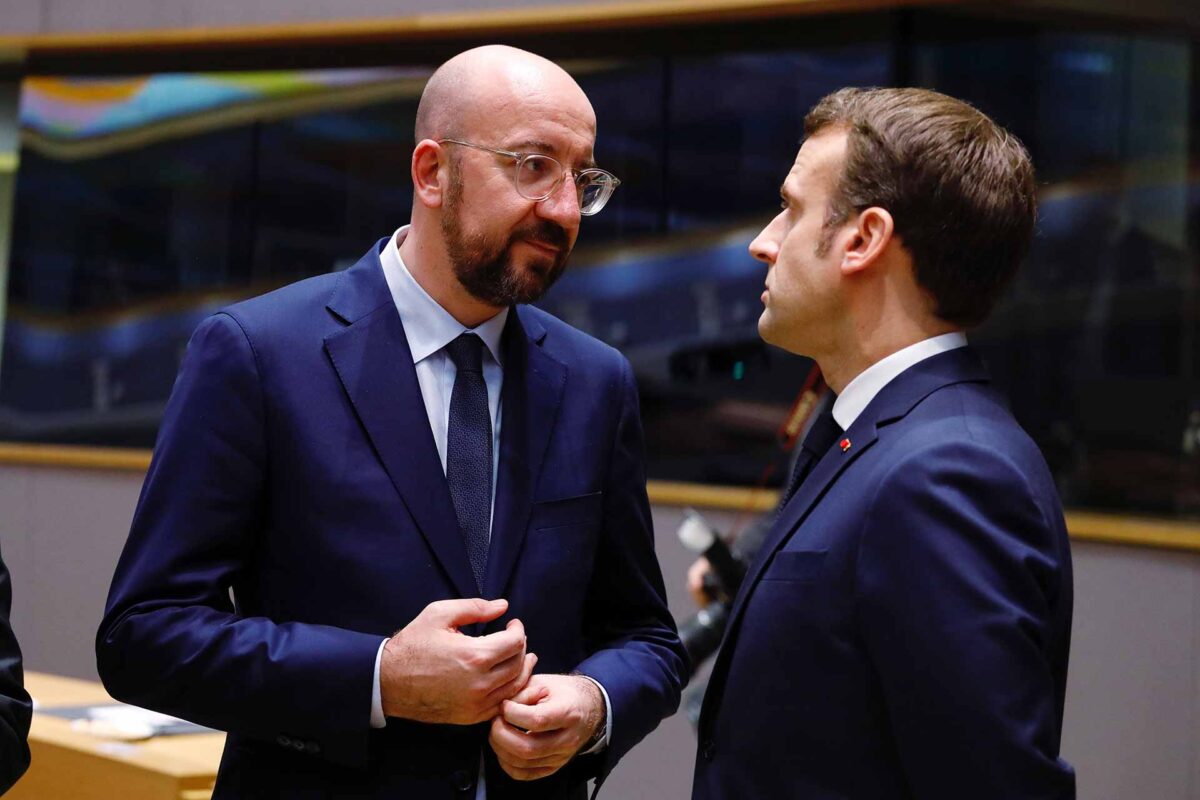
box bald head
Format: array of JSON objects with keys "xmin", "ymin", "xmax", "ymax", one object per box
[{"xmin": 414, "ymin": 45, "xmax": 595, "ymax": 143}]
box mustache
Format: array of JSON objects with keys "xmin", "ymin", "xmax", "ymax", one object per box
[{"xmin": 513, "ymin": 220, "xmax": 570, "ymax": 252}]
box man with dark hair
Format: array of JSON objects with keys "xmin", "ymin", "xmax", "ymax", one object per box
[
  {"xmin": 692, "ymin": 87, "xmax": 1075, "ymax": 798},
  {"xmin": 98, "ymin": 45, "xmax": 685, "ymax": 799}
]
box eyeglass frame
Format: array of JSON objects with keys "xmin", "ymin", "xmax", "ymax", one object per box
[{"xmin": 436, "ymin": 138, "xmax": 621, "ymax": 216}]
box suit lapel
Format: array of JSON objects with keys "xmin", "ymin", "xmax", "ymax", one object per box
[
  {"xmin": 322, "ymin": 243, "xmax": 478, "ymax": 600},
  {"xmin": 697, "ymin": 421, "xmax": 879, "ymax": 728},
  {"xmin": 483, "ymin": 308, "xmax": 566, "ymax": 599},
  {"xmin": 699, "ymin": 347, "xmax": 992, "ymax": 731}
]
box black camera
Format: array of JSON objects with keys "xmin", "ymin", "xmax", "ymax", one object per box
[{"xmin": 675, "ymin": 509, "xmax": 749, "ymax": 668}]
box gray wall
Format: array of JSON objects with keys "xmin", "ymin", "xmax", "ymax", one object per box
[{"xmin": 3, "ymin": 462, "xmax": 1200, "ymax": 798}]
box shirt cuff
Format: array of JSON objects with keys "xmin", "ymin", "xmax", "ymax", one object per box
[
  {"xmin": 370, "ymin": 638, "xmax": 387, "ymax": 729},
  {"xmin": 578, "ymin": 676, "xmax": 611, "ymax": 754}
]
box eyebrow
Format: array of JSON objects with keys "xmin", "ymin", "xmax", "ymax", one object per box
[{"xmin": 507, "ymin": 138, "xmax": 598, "ymax": 170}]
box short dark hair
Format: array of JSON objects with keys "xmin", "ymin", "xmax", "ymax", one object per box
[{"xmin": 805, "ymin": 87, "xmax": 1036, "ymax": 328}]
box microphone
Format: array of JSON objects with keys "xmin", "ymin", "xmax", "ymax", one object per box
[{"xmin": 677, "ymin": 509, "xmax": 746, "ymax": 599}]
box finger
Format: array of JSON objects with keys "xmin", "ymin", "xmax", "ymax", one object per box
[
  {"xmin": 515, "ymin": 731, "xmax": 578, "ymax": 764},
  {"xmin": 496, "ymin": 757, "xmax": 560, "ymax": 782},
  {"xmin": 506, "ymin": 681, "xmax": 551, "ymax": 707},
  {"xmin": 687, "ymin": 558, "xmax": 712, "ymax": 607},
  {"xmin": 486, "ymin": 653, "xmax": 537, "ymax": 704},
  {"xmin": 487, "ymin": 649, "xmax": 526, "ymax": 680},
  {"xmin": 425, "ymin": 598, "xmax": 508, "ymax": 628},
  {"xmin": 498, "ymin": 748, "xmax": 570, "ymax": 770},
  {"xmin": 504, "ymin": 618, "xmax": 526, "ymax": 638},
  {"xmin": 490, "ymin": 719, "xmax": 575, "ymax": 765},
  {"xmin": 502, "ymin": 696, "xmax": 566, "ymax": 733},
  {"xmin": 475, "ymin": 625, "xmax": 527, "ymax": 666}
]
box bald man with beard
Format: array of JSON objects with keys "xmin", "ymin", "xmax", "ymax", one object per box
[{"xmin": 97, "ymin": 46, "xmax": 686, "ymax": 800}]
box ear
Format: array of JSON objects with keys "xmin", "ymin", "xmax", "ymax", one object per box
[
  {"xmin": 411, "ymin": 139, "xmax": 448, "ymax": 209},
  {"xmin": 840, "ymin": 207, "xmax": 894, "ymax": 276}
]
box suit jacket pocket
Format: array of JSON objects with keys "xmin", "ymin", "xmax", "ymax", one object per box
[
  {"xmin": 530, "ymin": 491, "xmax": 603, "ymax": 532},
  {"xmin": 762, "ymin": 550, "xmax": 826, "ymax": 583}
]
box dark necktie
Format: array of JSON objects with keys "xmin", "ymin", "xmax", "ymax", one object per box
[
  {"xmin": 780, "ymin": 407, "xmax": 842, "ymax": 507},
  {"xmin": 445, "ymin": 333, "xmax": 492, "ymax": 592}
]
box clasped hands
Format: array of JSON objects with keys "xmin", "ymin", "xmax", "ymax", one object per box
[{"xmin": 380, "ymin": 598, "xmax": 604, "ymax": 781}]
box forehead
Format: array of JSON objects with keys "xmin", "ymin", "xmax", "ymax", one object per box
[
  {"xmin": 783, "ymin": 129, "xmax": 848, "ymax": 198},
  {"xmin": 466, "ymin": 76, "xmax": 597, "ymax": 164}
]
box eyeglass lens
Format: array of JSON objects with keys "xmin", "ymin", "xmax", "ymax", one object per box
[{"xmin": 516, "ymin": 155, "xmax": 613, "ymax": 213}]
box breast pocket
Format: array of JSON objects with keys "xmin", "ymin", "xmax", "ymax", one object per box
[
  {"xmin": 529, "ymin": 491, "xmax": 603, "ymax": 532},
  {"xmin": 523, "ymin": 492, "xmax": 603, "ymax": 604},
  {"xmin": 761, "ymin": 549, "xmax": 827, "ymax": 583}
]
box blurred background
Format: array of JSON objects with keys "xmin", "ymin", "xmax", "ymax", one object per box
[{"xmin": 0, "ymin": 0, "xmax": 1197, "ymax": 797}]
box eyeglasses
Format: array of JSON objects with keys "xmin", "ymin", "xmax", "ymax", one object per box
[{"xmin": 438, "ymin": 139, "xmax": 621, "ymax": 216}]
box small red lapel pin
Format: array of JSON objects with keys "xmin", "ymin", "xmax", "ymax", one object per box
[{"xmin": 840, "ymin": 437, "xmax": 852, "ymax": 452}]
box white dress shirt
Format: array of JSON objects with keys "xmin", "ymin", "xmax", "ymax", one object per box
[
  {"xmin": 832, "ymin": 332, "xmax": 968, "ymax": 431},
  {"xmin": 366, "ymin": 227, "xmax": 610, "ymax": 797}
]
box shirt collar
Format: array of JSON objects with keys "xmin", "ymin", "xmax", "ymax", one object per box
[
  {"xmin": 379, "ymin": 225, "xmax": 508, "ymax": 366},
  {"xmin": 831, "ymin": 331, "xmax": 968, "ymax": 430}
]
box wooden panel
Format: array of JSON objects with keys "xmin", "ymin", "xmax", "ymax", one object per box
[{"xmin": 0, "ymin": 443, "xmax": 151, "ymax": 471}]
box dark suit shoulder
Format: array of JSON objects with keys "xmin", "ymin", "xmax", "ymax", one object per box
[
  {"xmin": 519, "ymin": 305, "xmax": 628, "ymax": 374},
  {"xmin": 890, "ymin": 379, "xmax": 1054, "ymax": 488},
  {"xmin": 221, "ymin": 272, "xmax": 347, "ymax": 334}
]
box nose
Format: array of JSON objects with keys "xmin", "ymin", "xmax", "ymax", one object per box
[
  {"xmin": 536, "ymin": 175, "xmax": 582, "ymax": 232},
  {"xmin": 749, "ymin": 216, "xmax": 781, "ymax": 266}
]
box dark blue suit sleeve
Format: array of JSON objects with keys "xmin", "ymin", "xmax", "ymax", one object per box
[
  {"xmin": 856, "ymin": 440, "xmax": 1075, "ymax": 798},
  {"xmin": 0, "ymin": 547, "xmax": 31, "ymax": 793},
  {"xmin": 574, "ymin": 356, "xmax": 687, "ymax": 774},
  {"xmin": 96, "ymin": 313, "xmax": 382, "ymax": 767}
]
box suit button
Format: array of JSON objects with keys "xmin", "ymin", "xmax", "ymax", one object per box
[
  {"xmin": 305, "ymin": 741, "xmax": 321, "ymax": 755},
  {"xmin": 451, "ymin": 769, "xmax": 473, "ymax": 791},
  {"xmin": 292, "ymin": 740, "xmax": 307, "ymax": 752},
  {"xmin": 276, "ymin": 735, "xmax": 292, "ymax": 748},
  {"xmin": 702, "ymin": 740, "xmax": 716, "ymax": 761}
]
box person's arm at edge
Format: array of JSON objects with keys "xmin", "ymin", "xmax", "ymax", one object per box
[{"xmin": 0, "ymin": 549, "xmax": 31, "ymax": 793}]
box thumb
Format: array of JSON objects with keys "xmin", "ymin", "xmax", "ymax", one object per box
[
  {"xmin": 425, "ymin": 597, "xmax": 509, "ymax": 628},
  {"xmin": 507, "ymin": 680, "xmax": 551, "ymax": 707}
]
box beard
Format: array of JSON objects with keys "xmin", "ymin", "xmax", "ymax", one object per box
[{"xmin": 440, "ymin": 178, "xmax": 571, "ymax": 307}]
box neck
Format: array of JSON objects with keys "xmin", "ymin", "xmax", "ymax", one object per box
[
  {"xmin": 816, "ymin": 263, "xmax": 958, "ymax": 392},
  {"xmin": 816, "ymin": 311, "xmax": 958, "ymax": 395},
  {"xmin": 399, "ymin": 225, "xmax": 505, "ymax": 329}
]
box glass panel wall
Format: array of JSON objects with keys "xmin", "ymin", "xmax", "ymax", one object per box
[
  {"xmin": 912, "ymin": 21, "xmax": 1198, "ymax": 516},
  {"xmin": 1, "ymin": 12, "xmax": 1196, "ymax": 519}
]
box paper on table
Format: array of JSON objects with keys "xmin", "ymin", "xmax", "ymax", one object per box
[{"xmin": 40, "ymin": 703, "xmax": 213, "ymax": 740}]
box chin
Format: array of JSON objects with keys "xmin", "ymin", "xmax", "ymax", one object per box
[{"xmin": 757, "ymin": 313, "xmax": 777, "ymax": 345}]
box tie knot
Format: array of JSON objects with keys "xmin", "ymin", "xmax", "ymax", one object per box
[{"xmin": 445, "ymin": 333, "xmax": 485, "ymax": 374}]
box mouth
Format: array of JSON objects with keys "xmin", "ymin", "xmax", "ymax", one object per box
[{"xmin": 520, "ymin": 238, "xmax": 562, "ymax": 257}]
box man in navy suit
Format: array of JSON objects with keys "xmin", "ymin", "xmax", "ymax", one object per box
[
  {"xmin": 97, "ymin": 45, "xmax": 684, "ymax": 799},
  {"xmin": 692, "ymin": 88, "xmax": 1075, "ymax": 798}
]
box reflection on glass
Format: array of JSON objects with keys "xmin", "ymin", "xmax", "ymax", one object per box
[
  {"xmin": 917, "ymin": 27, "xmax": 1198, "ymax": 516},
  {"xmin": 0, "ymin": 23, "xmax": 1196, "ymax": 519}
]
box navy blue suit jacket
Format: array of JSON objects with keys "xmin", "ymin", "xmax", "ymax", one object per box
[
  {"xmin": 97, "ymin": 241, "xmax": 685, "ymax": 799},
  {"xmin": 693, "ymin": 348, "xmax": 1075, "ymax": 799}
]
